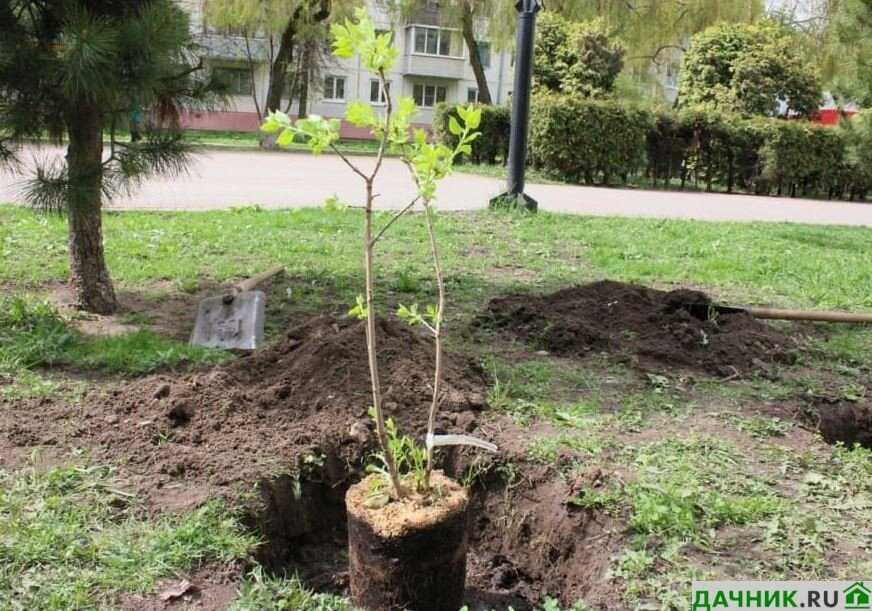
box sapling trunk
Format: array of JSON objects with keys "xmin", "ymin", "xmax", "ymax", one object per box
[
  {"xmin": 423, "ymin": 201, "xmax": 445, "ymax": 490},
  {"xmin": 363, "ymin": 177, "xmax": 404, "ymax": 498}
]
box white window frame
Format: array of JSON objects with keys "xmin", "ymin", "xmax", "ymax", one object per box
[
  {"xmin": 413, "ymin": 82, "xmax": 447, "ymax": 108},
  {"xmin": 467, "ymin": 87, "xmax": 479, "ymax": 103},
  {"xmin": 410, "ymin": 25, "xmax": 463, "ymax": 59},
  {"xmin": 323, "ymin": 75, "xmax": 346, "ymax": 102},
  {"xmin": 369, "ymin": 79, "xmax": 390, "ymax": 105}
]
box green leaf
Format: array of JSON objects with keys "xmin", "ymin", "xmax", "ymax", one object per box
[
  {"xmin": 275, "ymin": 128, "xmax": 295, "ymax": 147},
  {"xmin": 348, "ymin": 295, "xmax": 368, "ymax": 320},
  {"xmin": 346, "ymin": 100, "xmax": 377, "ymax": 128},
  {"xmin": 260, "ymin": 110, "xmax": 291, "ymax": 134},
  {"xmin": 465, "ymin": 106, "xmax": 482, "ymax": 130},
  {"xmin": 448, "ymin": 116, "xmax": 463, "ymax": 136}
]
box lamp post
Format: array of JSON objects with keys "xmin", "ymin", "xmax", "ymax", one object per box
[{"xmin": 490, "ymin": 0, "xmax": 542, "ymax": 212}]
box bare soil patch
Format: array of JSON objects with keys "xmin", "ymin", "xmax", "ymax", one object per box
[
  {"xmin": 2, "ymin": 314, "xmax": 623, "ymax": 608},
  {"xmin": 477, "ymin": 280, "xmax": 803, "ymax": 378}
]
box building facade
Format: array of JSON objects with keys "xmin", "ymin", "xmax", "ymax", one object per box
[{"xmin": 178, "ymin": 0, "xmax": 514, "ymax": 137}]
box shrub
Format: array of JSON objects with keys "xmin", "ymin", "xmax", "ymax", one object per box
[
  {"xmin": 756, "ymin": 120, "xmax": 846, "ymax": 197},
  {"xmin": 448, "ymin": 93, "xmax": 863, "ymax": 202},
  {"xmin": 434, "ymin": 103, "xmax": 510, "ymax": 165},
  {"xmin": 839, "ymin": 110, "xmax": 872, "ymax": 201},
  {"xmin": 529, "ymin": 94, "xmax": 652, "ymax": 185}
]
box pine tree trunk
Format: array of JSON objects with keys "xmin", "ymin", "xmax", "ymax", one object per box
[
  {"xmin": 461, "ymin": 1, "xmax": 492, "ymax": 105},
  {"xmin": 65, "ymin": 104, "xmax": 117, "ymax": 314}
]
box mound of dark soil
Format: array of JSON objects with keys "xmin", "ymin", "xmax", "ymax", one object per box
[
  {"xmin": 478, "ymin": 280, "xmax": 800, "ymax": 377},
  {"xmin": 59, "ymin": 316, "xmax": 488, "ymax": 500}
]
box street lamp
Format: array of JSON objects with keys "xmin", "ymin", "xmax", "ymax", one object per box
[{"xmin": 490, "ymin": 0, "xmax": 542, "ymax": 213}]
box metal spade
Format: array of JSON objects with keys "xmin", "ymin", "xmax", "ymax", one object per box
[{"xmin": 190, "ymin": 266, "xmax": 284, "ymax": 351}]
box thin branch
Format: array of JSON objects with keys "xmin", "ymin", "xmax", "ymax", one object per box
[
  {"xmin": 370, "ymin": 196, "xmax": 419, "ymax": 246},
  {"xmin": 629, "ymin": 44, "xmax": 687, "ymax": 64},
  {"xmin": 164, "ymin": 57, "xmax": 204, "ymax": 82},
  {"xmin": 329, "ymin": 143, "xmax": 369, "ymax": 181},
  {"xmin": 369, "ymin": 68, "xmax": 392, "ymax": 182}
]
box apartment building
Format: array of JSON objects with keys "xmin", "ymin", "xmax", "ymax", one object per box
[{"xmin": 178, "ymin": 0, "xmax": 514, "ymax": 136}]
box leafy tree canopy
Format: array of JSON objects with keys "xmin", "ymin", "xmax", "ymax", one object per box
[
  {"xmin": 534, "ymin": 14, "xmax": 625, "ymax": 98},
  {"xmin": 678, "ymin": 21, "xmax": 822, "ymax": 117}
]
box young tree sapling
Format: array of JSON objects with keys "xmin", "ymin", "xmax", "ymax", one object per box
[{"xmin": 261, "ymin": 8, "xmax": 493, "ymax": 501}]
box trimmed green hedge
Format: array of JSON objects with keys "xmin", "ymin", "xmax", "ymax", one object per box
[
  {"xmin": 434, "ymin": 98, "xmax": 870, "ymax": 201},
  {"xmin": 529, "ymin": 94, "xmax": 652, "ymax": 185},
  {"xmin": 434, "ymin": 103, "xmax": 510, "ymax": 165}
]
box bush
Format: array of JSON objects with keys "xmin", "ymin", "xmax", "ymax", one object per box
[
  {"xmin": 441, "ymin": 96, "xmax": 865, "ymax": 202},
  {"xmin": 529, "ymin": 94, "xmax": 652, "ymax": 185},
  {"xmin": 433, "ymin": 103, "xmax": 510, "ymax": 165},
  {"xmin": 755, "ymin": 120, "xmax": 846, "ymax": 197},
  {"xmin": 839, "ymin": 110, "xmax": 872, "ymax": 201}
]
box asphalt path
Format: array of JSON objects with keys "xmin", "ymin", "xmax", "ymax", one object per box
[{"xmin": 2, "ymin": 146, "xmax": 871, "ymax": 226}]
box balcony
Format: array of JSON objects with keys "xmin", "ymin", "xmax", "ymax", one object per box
[{"xmin": 403, "ymin": 53, "xmax": 465, "ymax": 79}]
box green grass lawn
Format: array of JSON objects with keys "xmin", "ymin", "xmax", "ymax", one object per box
[
  {"xmin": 3, "ymin": 205, "xmax": 871, "ymax": 310},
  {"xmin": 1, "ymin": 203, "xmax": 871, "ymax": 610}
]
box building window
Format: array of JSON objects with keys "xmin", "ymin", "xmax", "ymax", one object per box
[
  {"xmin": 467, "ymin": 88, "xmax": 479, "ymax": 103},
  {"xmin": 475, "ymin": 41, "xmax": 491, "ymax": 69},
  {"xmin": 214, "ymin": 67, "xmax": 252, "ymax": 96},
  {"xmin": 323, "ymin": 75, "xmax": 346, "ymax": 101},
  {"xmin": 412, "ymin": 26, "xmax": 459, "ymax": 57},
  {"xmin": 370, "ymin": 79, "xmax": 390, "ymax": 104},
  {"xmin": 413, "ymin": 83, "xmax": 447, "ymax": 108}
]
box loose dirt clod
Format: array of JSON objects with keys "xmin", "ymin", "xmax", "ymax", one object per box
[{"xmin": 477, "ymin": 280, "xmax": 801, "ymax": 377}]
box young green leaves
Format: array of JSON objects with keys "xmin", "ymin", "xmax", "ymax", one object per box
[
  {"xmin": 331, "ymin": 7, "xmax": 398, "ymax": 74},
  {"xmin": 404, "ymin": 105, "xmax": 482, "ymax": 201},
  {"xmin": 261, "ymin": 111, "xmax": 340, "ymax": 154},
  {"xmin": 348, "ymin": 295, "xmax": 368, "ymax": 320},
  {"xmin": 396, "ymin": 303, "xmax": 439, "ymax": 332}
]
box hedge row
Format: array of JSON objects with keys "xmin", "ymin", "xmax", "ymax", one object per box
[{"xmin": 434, "ymin": 99, "xmax": 871, "ymax": 201}]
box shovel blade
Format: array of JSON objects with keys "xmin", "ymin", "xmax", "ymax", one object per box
[{"xmin": 190, "ymin": 290, "xmax": 266, "ymax": 351}]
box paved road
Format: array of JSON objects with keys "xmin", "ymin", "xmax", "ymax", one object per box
[{"xmin": 3, "ymin": 146, "xmax": 871, "ymax": 226}]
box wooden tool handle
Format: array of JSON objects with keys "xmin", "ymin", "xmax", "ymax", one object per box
[
  {"xmin": 234, "ymin": 266, "xmax": 285, "ymax": 294},
  {"xmin": 746, "ymin": 307, "xmax": 872, "ymax": 324}
]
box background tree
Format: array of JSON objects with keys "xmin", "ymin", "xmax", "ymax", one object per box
[
  {"xmin": 0, "ymin": 0, "xmax": 220, "ymax": 314},
  {"xmin": 492, "ymin": 0, "xmax": 764, "ymax": 85},
  {"xmin": 205, "ymin": 0, "xmax": 355, "ymax": 118},
  {"xmin": 825, "ymin": 0, "xmax": 872, "ymax": 106},
  {"xmin": 533, "ymin": 14, "xmax": 625, "ymax": 98},
  {"xmin": 678, "ymin": 21, "xmax": 822, "ymax": 117}
]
